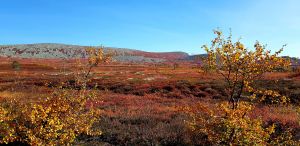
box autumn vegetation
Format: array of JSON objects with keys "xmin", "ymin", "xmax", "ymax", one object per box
[
  {"xmin": 0, "ymin": 31, "xmax": 300, "ymax": 145},
  {"xmin": 0, "ymin": 47, "xmax": 109, "ymax": 145},
  {"xmin": 186, "ymin": 30, "xmax": 298, "ymax": 145}
]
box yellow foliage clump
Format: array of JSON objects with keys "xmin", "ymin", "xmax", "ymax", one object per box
[
  {"xmin": 0, "ymin": 90, "xmax": 100, "ymax": 145},
  {"xmin": 202, "ymin": 29, "xmax": 290, "ymax": 108},
  {"xmin": 1, "ymin": 47, "xmax": 108, "ymax": 145},
  {"xmin": 186, "ymin": 30, "xmax": 298, "ymax": 145},
  {"xmin": 185, "ymin": 102, "xmax": 275, "ymax": 145}
]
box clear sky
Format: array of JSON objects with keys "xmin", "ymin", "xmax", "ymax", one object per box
[{"xmin": 0, "ymin": 0, "xmax": 299, "ymax": 57}]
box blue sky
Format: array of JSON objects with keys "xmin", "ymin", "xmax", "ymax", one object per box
[{"xmin": 0, "ymin": 0, "xmax": 299, "ymax": 57}]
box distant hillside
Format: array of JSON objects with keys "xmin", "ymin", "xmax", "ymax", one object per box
[
  {"xmin": 1, "ymin": 43, "xmax": 297, "ymax": 64},
  {"xmin": 283, "ymin": 56, "xmax": 300, "ymax": 66},
  {"xmin": 185, "ymin": 54, "xmax": 208, "ymax": 61},
  {"xmin": 0, "ymin": 43, "xmax": 189, "ymax": 63}
]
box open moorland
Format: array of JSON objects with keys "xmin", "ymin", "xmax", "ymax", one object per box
[{"xmin": 1, "ymin": 56, "xmax": 300, "ymax": 145}]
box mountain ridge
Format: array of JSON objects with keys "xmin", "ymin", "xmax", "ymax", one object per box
[
  {"xmin": 1, "ymin": 43, "xmax": 298, "ymax": 64},
  {"xmin": 0, "ymin": 43, "xmax": 189, "ymax": 63}
]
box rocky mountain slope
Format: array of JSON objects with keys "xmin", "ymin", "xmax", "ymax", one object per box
[
  {"xmin": 0, "ymin": 43, "xmax": 189, "ymax": 63},
  {"xmin": 1, "ymin": 43, "xmax": 298, "ymax": 64}
]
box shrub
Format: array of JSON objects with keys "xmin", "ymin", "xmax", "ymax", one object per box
[
  {"xmin": 0, "ymin": 47, "xmax": 111, "ymax": 145},
  {"xmin": 185, "ymin": 102, "xmax": 275, "ymax": 145},
  {"xmin": 186, "ymin": 29, "xmax": 298, "ymax": 145},
  {"xmin": 202, "ymin": 30, "xmax": 290, "ymax": 107},
  {"xmin": 0, "ymin": 90, "xmax": 101, "ymax": 145},
  {"xmin": 11, "ymin": 60, "xmax": 21, "ymax": 71}
]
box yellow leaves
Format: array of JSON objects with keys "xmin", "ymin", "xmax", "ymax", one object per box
[
  {"xmin": 185, "ymin": 101, "xmax": 276, "ymax": 145},
  {"xmin": 280, "ymin": 95, "xmax": 289, "ymax": 104},
  {"xmin": 0, "ymin": 89, "xmax": 101, "ymax": 145},
  {"xmin": 221, "ymin": 102, "xmax": 274, "ymax": 144},
  {"xmin": 236, "ymin": 42, "xmax": 245, "ymax": 50},
  {"xmin": 255, "ymin": 89, "xmax": 289, "ymax": 104},
  {"xmin": 0, "ymin": 112, "xmax": 16, "ymax": 144},
  {"xmin": 201, "ymin": 45, "xmax": 210, "ymax": 53},
  {"xmin": 1, "ymin": 46, "xmax": 107, "ymax": 145},
  {"xmin": 266, "ymin": 123, "xmax": 276, "ymax": 135},
  {"xmin": 219, "ymin": 102, "xmax": 253, "ymax": 118},
  {"xmin": 203, "ymin": 29, "xmax": 290, "ymax": 104},
  {"xmin": 87, "ymin": 47, "xmax": 101, "ymax": 66},
  {"xmin": 191, "ymin": 29, "xmax": 297, "ymax": 145},
  {"xmin": 86, "ymin": 46, "xmax": 112, "ymax": 67},
  {"xmin": 249, "ymin": 94, "xmax": 256, "ymax": 100},
  {"xmin": 214, "ymin": 30, "xmax": 222, "ymax": 36},
  {"xmin": 0, "ymin": 107, "xmax": 9, "ymax": 122}
]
